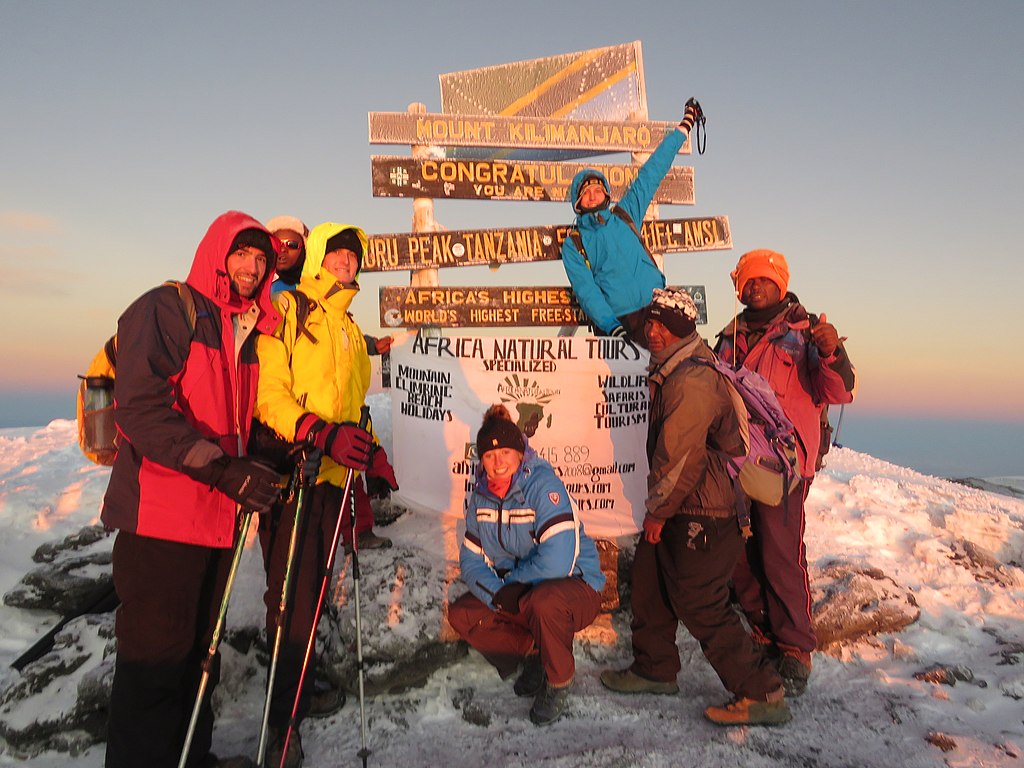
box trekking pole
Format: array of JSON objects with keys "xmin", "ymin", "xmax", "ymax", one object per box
[
  {"xmin": 351, "ymin": 433, "xmax": 371, "ymax": 767},
  {"xmin": 257, "ymin": 451, "xmax": 312, "ymax": 766},
  {"xmin": 279, "ymin": 406, "xmax": 370, "ymax": 768},
  {"xmin": 178, "ymin": 507, "xmax": 256, "ymax": 768},
  {"xmin": 832, "ymin": 404, "xmax": 846, "ymax": 448}
]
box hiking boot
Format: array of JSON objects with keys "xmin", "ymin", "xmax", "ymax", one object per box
[
  {"xmin": 266, "ymin": 727, "xmax": 304, "ymax": 768},
  {"xmin": 777, "ymin": 649, "xmax": 812, "ymax": 697},
  {"xmin": 513, "ymin": 654, "xmax": 544, "ymax": 697},
  {"xmin": 345, "ymin": 530, "xmax": 393, "ymax": 554},
  {"xmin": 529, "ymin": 679, "xmax": 573, "ymax": 726},
  {"xmin": 358, "ymin": 530, "xmax": 392, "ymax": 549},
  {"xmin": 704, "ymin": 686, "xmax": 791, "ymax": 726},
  {"xmin": 308, "ymin": 677, "xmax": 346, "ymax": 718},
  {"xmin": 600, "ymin": 667, "xmax": 678, "ymax": 695}
]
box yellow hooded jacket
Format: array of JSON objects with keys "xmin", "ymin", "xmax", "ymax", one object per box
[{"xmin": 255, "ymin": 222, "xmax": 372, "ymax": 487}]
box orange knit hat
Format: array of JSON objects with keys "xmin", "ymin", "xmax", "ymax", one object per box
[{"xmin": 731, "ymin": 249, "xmax": 790, "ymax": 298}]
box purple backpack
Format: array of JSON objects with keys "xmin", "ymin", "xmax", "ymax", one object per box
[{"xmin": 688, "ymin": 357, "xmax": 800, "ymax": 520}]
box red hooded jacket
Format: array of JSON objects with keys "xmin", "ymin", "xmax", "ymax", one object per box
[{"xmin": 101, "ymin": 211, "xmax": 280, "ymax": 547}]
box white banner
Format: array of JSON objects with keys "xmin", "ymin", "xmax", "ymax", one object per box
[{"xmin": 390, "ymin": 335, "xmax": 650, "ymax": 538}]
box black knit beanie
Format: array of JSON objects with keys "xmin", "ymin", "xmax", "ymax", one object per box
[
  {"xmin": 230, "ymin": 228, "xmax": 273, "ymax": 256},
  {"xmin": 476, "ymin": 412, "xmax": 526, "ymax": 458},
  {"xmin": 324, "ymin": 229, "xmax": 363, "ymax": 271}
]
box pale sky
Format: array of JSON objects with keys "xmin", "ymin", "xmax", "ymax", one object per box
[{"xmin": 2, "ymin": 0, "xmax": 1022, "ymax": 430}]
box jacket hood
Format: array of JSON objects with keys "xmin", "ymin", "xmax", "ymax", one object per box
[
  {"xmin": 185, "ymin": 210, "xmax": 280, "ymax": 334},
  {"xmin": 304, "ymin": 222, "xmax": 368, "ymax": 283},
  {"xmin": 569, "ymin": 168, "xmax": 610, "ymax": 215}
]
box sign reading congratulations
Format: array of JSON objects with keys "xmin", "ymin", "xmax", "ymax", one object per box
[{"xmin": 390, "ymin": 335, "xmax": 650, "ymax": 538}]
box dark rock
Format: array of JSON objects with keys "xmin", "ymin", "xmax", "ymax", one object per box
[
  {"xmin": 811, "ymin": 560, "xmax": 920, "ymax": 648},
  {"xmin": 913, "ymin": 663, "xmax": 975, "ymax": 686}
]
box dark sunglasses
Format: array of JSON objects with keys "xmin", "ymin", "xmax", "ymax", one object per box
[{"xmin": 279, "ymin": 239, "xmax": 301, "ymax": 250}]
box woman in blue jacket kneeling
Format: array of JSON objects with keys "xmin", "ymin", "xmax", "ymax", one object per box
[{"xmin": 448, "ymin": 405, "xmax": 605, "ymax": 726}]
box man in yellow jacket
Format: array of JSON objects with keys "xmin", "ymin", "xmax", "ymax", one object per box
[{"xmin": 253, "ymin": 222, "xmax": 398, "ymax": 767}]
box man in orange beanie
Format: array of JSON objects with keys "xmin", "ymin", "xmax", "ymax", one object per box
[{"xmin": 714, "ymin": 248, "xmax": 856, "ymax": 698}]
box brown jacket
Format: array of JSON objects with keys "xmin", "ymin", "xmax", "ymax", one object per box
[{"xmin": 646, "ymin": 334, "xmax": 745, "ymax": 521}]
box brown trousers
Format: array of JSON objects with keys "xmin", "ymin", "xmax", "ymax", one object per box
[{"xmin": 448, "ymin": 577, "xmax": 601, "ymax": 686}]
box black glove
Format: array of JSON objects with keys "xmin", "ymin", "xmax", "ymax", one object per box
[
  {"xmin": 365, "ymin": 475, "xmax": 392, "ymax": 499},
  {"xmin": 610, "ymin": 325, "xmax": 628, "ymax": 339},
  {"xmin": 298, "ymin": 446, "xmax": 323, "ymax": 486},
  {"xmin": 198, "ymin": 455, "xmax": 283, "ymax": 513},
  {"xmin": 493, "ymin": 581, "xmax": 532, "ymax": 614}
]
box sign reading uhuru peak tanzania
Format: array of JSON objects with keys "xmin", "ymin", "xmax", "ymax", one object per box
[
  {"xmin": 370, "ymin": 156, "xmax": 693, "ymax": 204},
  {"xmin": 361, "ymin": 217, "xmax": 731, "ymax": 272},
  {"xmin": 378, "ymin": 285, "xmax": 708, "ymax": 330}
]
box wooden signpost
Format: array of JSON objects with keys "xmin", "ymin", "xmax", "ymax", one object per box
[
  {"xmin": 363, "ymin": 217, "xmax": 731, "ymax": 272},
  {"xmin": 371, "ymin": 155, "xmax": 694, "ymax": 204},
  {"xmin": 379, "ymin": 285, "xmax": 708, "ymax": 329},
  {"xmin": 364, "ymin": 42, "xmax": 727, "ymax": 339}
]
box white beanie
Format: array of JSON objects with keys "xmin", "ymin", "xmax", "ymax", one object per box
[{"xmin": 265, "ymin": 215, "xmax": 308, "ymax": 241}]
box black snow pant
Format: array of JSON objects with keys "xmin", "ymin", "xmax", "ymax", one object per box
[
  {"xmin": 628, "ymin": 513, "xmax": 782, "ymax": 700},
  {"xmin": 105, "ymin": 530, "xmax": 235, "ymax": 768},
  {"xmin": 259, "ymin": 481, "xmax": 345, "ymax": 731}
]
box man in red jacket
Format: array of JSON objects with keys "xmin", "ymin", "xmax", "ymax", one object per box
[
  {"xmin": 101, "ymin": 211, "xmax": 284, "ymax": 768},
  {"xmin": 715, "ymin": 249, "xmax": 856, "ymax": 698}
]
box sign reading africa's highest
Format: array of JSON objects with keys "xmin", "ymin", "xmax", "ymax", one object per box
[
  {"xmin": 380, "ymin": 285, "xmax": 708, "ymax": 329},
  {"xmin": 371, "ymin": 156, "xmax": 694, "ymax": 204}
]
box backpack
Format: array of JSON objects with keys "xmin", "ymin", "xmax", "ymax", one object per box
[
  {"xmin": 76, "ymin": 281, "xmax": 196, "ymax": 465},
  {"xmin": 685, "ymin": 356, "xmax": 801, "ymax": 532}
]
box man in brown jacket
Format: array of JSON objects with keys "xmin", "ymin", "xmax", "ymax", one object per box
[{"xmin": 600, "ymin": 288, "xmax": 789, "ymax": 726}]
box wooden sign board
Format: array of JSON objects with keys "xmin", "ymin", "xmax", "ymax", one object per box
[
  {"xmin": 371, "ymin": 156, "xmax": 693, "ymax": 204},
  {"xmin": 379, "ymin": 285, "xmax": 708, "ymax": 329},
  {"xmin": 368, "ymin": 112, "xmax": 688, "ymax": 155},
  {"xmin": 363, "ymin": 217, "xmax": 731, "ymax": 272}
]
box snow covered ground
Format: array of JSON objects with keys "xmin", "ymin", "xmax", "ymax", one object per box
[{"xmin": 1, "ymin": 398, "xmax": 1022, "ymax": 767}]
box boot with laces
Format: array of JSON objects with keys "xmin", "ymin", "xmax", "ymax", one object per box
[
  {"xmin": 600, "ymin": 667, "xmax": 678, "ymax": 695},
  {"xmin": 529, "ymin": 679, "xmax": 573, "ymax": 726},
  {"xmin": 703, "ymin": 685, "xmax": 791, "ymax": 726}
]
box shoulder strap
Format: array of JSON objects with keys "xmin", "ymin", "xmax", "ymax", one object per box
[
  {"xmin": 285, "ymin": 289, "xmax": 318, "ymax": 345},
  {"xmin": 568, "ymin": 227, "xmax": 590, "ymax": 269},
  {"xmin": 163, "ymin": 280, "xmax": 197, "ymax": 334},
  {"xmin": 103, "ymin": 336, "xmax": 118, "ymax": 369}
]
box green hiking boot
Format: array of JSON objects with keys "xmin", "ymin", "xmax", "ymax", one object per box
[
  {"xmin": 703, "ymin": 686, "xmax": 791, "ymax": 726},
  {"xmin": 529, "ymin": 680, "xmax": 573, "ymax": 726},
  {"xmin": 513, "ymin": 653, "xmax": 545, "ymax": 697},
  {"xmin": 600, "ymin": 667, "xmax": 678, "ymax": 695}
]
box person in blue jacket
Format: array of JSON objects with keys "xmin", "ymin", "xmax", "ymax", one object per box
[
  {"xmin": 448, "ymin": 405, "xmax": 605, "ymax": 726},
  {"xmin": 561, "ymin": 99, "xmax": 702, "ymax": 346}
]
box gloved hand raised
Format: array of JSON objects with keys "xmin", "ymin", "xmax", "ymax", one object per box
[
  {"xmin": 680, "ymin": 97, "xmax": 703, "ymax": 133},
  {"xmin": 295, "ymin": 413, "xmax": 372, "ymax": 471},
  {"xmin": 492, "ymin": 581, "xmax": 532, "ymax": 614},
  {"xmin": 191, "ymin": 455, "xmax": 283, "ymax": 513},
  {"xmin": 365, "ymin": 446, "xmax": 399, "ymax": 499}
]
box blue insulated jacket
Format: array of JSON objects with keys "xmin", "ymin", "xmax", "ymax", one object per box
[
  {"xmin": 460, "ymin": 449, "xmax": 606, "ymax": 608},
  {"xmin": 560, "ymin": 126, "xmax": 687, "ymax": 333}
]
